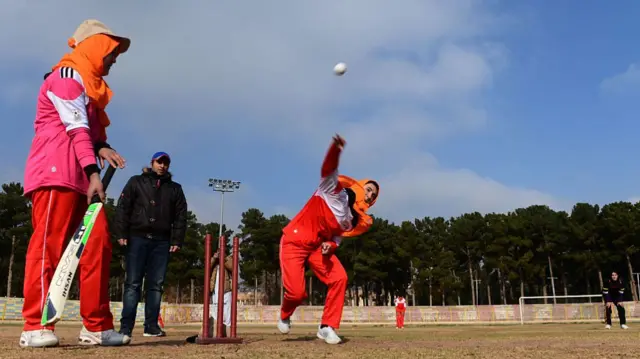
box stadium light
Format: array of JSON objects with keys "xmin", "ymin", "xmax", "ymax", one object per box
[{"xmin": 208, "ymin": 178, "xmax": 241, "ymax": 241}]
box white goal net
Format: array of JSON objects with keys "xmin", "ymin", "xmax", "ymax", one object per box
[{"xmin": 518, "ymin": 295, "xmax": 605, "ymax": 325}]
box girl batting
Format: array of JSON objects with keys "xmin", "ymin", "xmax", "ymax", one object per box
[{"xmin": 20, "ymin": 20, "xmax": 131, "ymax": 348}]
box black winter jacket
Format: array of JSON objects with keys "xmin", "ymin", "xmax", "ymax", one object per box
[
  {"xmin": 114, "ymin": 168, "xmax": 188, "ymax": 246},
  {"xmin": 603, "ymin": 278, "xmax": 625, "ymax": 303}
]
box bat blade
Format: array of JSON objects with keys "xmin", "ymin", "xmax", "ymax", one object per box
[{"xmin": 40, "ymin": 202, "xmax": 103, "ymax": 326}]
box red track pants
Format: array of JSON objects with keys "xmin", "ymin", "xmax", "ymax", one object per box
[
  {"xmin": 22, "ymin": 187, "xmax": 114, "ymax": 332},
  {"xmin": 279, "ymin": 234, "xmax": 348, "ymax": 329},
  {"xmin": 396, "ymin": 309, "xmax": 405, "ymax": 328}
]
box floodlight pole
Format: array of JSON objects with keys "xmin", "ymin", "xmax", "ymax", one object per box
[
  {"xmin": 219, "ymin": 192, "xmax": 224, "ymax": 240},
  {"xmin": 208, "ymin": 178, "xmax": 241, "ymax": 250},
  {"xmin": 547, "ymin": 276, "xmax": 558, "ymax": 304}
]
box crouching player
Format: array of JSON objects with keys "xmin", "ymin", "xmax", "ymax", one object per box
[
  {"xmin": 277, "ymin": 134, "xmax": 379, "ymax": 344},
  {"xmin": 603, "ymin": 271, "xmax": 629, "ymax": 330}
]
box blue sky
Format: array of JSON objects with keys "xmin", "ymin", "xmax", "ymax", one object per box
[
  {"xmin": 1, "ymin": 1, "xmax": 640, "ymax": 230},
  {"xmin": 434, "ymin": 1, "xmax": 640, "ymax": 203}
]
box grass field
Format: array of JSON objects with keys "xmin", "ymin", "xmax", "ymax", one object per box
[{"xmin": 0, "ymin": 322, "xmax": 638, "ymax": 358}]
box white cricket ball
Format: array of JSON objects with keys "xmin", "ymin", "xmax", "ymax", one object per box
[{"xmin": 333, "ymin": 62, "xmax": 347, "ymax": 76}]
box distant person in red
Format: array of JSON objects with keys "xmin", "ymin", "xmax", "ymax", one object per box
[
  {"xmin": 394, "ymin": 295, "xmax": 407, "ymax": 329},
  {"xmin": 277, "ymin": 134, "xmax": 379, "ymax": 345}
]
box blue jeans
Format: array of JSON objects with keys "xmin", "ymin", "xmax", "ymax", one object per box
[{"xmin": 120, "ymin": 236, "xmax": 170, "ymax": 333}]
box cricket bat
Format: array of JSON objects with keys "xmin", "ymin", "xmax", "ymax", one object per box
[{"xmin": 41, "ymin": 165, "xmax": 117, "ymax": 326}]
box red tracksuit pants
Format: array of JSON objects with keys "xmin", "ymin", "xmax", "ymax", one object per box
[
  {"xmin": 22, "ymin": 187, "xmax": 114, "ymax": 332},
  {"xmin": 280, "ymin": 234, "xmax": 348, "ymax": 329},
  {"xmin": 396, "ymin": 309, "xmax": 405, "ymax": 328}
]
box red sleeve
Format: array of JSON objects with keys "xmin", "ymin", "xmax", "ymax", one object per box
[
  {"xmin": 317, "ymin": 142, "xmax": 343, "ymax": 194},
  {"xmin": 321, "ymin": 142, "xmax": 341, "ymax": 178}
]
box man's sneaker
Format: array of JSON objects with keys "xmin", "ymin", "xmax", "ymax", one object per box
[
  {"xmin": 19, "ymin": 329, "xmax": 59, "ymax": 348},
  {"xmin": 277, "ymin": 316, "xmax": 291, "ymax": 334},
  {"xmin": 118, "ymin": 328, "xmax": 132, "ymax": 337},
  {"xmin": 78, "ymin": 327, "xmax": 131, "ymax": 346},
  {"xmin": 143, "ymin": 327, "xmax": 166, "ymax": 337},
  {"xmin": 605, "ymin": 324, "xmax": 612, "ymax": 329},
  {"xmin": 317, "ymin": 325, "xmax": 342, "ymax": 345},
  {"xmin": 622, "ymin": 324, "xmax": 629, "ymax": 330}
]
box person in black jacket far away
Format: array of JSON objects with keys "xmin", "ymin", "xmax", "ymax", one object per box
[
  {"xmin": 602, "ymin": 271, "xmax": 629, "ymax": 330},
  {"xmin": 114, "ymin": 151, "xmax": 187, "ymax": 339}
]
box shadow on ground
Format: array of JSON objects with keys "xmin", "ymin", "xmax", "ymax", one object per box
[
  {"xmin": 282, "ymin": 336, "xmax": 351, "ymax": 344},
  {"xmin": 130, "ymin": 339, "xmax": 188, "ymax": 347},
  {"xmin": 282, "ymin": 336, "xmax": 316, "ymax": 342}
]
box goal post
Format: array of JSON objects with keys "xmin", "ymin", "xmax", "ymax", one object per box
[{"xmin": 519, "ymin": 294, "xmax": 603, "ymax": 325}]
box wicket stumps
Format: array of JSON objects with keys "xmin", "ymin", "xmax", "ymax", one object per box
[{"xmin": 195, "ymin": 234, "xmax": 243, "ymax": 344}]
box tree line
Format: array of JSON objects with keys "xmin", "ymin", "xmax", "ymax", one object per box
[{"xmin": 1, "ymin": 181, "xmax": 638, "ymax": 306}]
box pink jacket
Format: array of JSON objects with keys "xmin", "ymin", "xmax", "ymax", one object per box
[{"xmin": 23, "ymin": 67, "xmax": 107, "ymax": 197}]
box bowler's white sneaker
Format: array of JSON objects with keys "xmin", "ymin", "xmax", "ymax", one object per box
[
  {"xmin": 605, "ymin": 324, "xmax": 612, "ymax": 329},
  {"xmin": 621, "ymin": 324, "xmax": 629, "ymax": 329},
  {"xmin": 78, "ymin": 327, "xmax": 131, "ymax": 346},
  {"xmin": 277, "ymin": 316, "xmax": 291, "ymax": 334},
  {"xmin": 19, "ymin": 329, "xmax": 59, "ymax": 348},
  {"xmin": 317, "ymin": 325, "xmax": 342, "ymax": 345}
]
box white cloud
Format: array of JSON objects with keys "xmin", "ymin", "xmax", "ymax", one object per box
[
  {"xmin": 600, "ymin": 63, "xmax": 640, "ymax": 94},
  {"xmin": 370, "ymin": 155, "xmax": 569, "ymax": 222},
  {"xmin": 0, "ymin": 0, "xmax": 562, "ymax": 226},
  {"xmin": 181, "ymin": 185, "xmax": 256, "ymax": 233}
]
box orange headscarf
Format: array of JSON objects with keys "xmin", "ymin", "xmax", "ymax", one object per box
[
  {"xmin": 339, "ymin": 175, "xmax": 380, "ymax": 237},
  {"xmin": 52, "ymin": 34, "xmax": 121, "ymax": 139}
]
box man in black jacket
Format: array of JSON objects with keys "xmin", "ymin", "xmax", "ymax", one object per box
[{"xmin": 115, "ymin": 151, "xmax": 187, "ymax": 338}]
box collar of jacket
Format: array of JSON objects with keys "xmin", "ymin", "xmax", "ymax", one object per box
[{"xmin": 141, "ymin": 167, "xmax": 172, "ymax": 182}]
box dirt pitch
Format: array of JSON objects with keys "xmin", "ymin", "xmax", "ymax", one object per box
[{"xmin": 1, "ymin": 322, "xmax": 638, "ymax": 358}]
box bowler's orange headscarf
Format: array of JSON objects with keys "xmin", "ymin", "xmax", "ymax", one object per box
[
  {"xmin": 339, "ymin": 175, "xmax": 380, "ymax": 237},
  {"xmin": 52, "ymin": 34, "xmax": 121, "ymax": 140}
]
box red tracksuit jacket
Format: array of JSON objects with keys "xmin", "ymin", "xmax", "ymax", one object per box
[{"xmin": 281, "ymin": 142, "xmax": 354, "ymax": 252}]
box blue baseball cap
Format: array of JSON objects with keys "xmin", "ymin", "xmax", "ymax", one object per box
[{"xmin": 151, "ymin": 151, "xmax": 171, "ymax": 163}]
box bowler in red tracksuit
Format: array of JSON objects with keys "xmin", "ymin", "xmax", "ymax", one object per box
[{"xmin": 277, "ymin": 135, "xmax": 379, "ymax": 344}]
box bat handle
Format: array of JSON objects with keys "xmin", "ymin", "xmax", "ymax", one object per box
[{"xmin": 90, "ymin": 165, "xmax": 117, "ymax": 204}]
